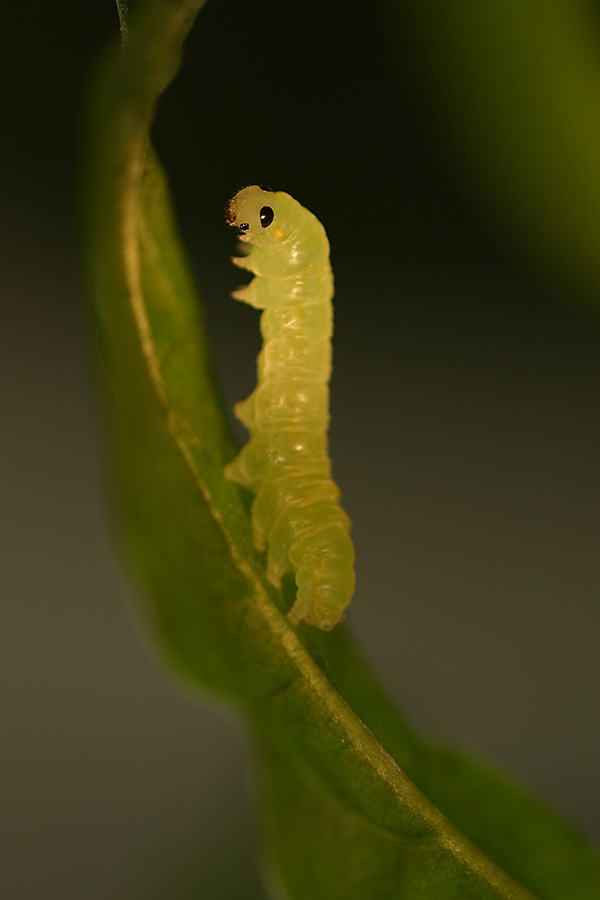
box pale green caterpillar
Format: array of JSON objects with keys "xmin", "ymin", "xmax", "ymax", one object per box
[{"xmin": 225, "ymin": 185, "xmax": 355, "ymax": 630}]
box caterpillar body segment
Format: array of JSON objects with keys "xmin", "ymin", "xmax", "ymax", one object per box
[{"xmin": 225, "ymin": 185, "xmax": 355, "ymax": 630}]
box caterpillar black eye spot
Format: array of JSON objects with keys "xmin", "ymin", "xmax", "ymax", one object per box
[
  {"xmin": 239, "ymin": 222, "xmax": 250, "ymax": 234},
  {"xmin": 260, "ymin": 206, "xmax": 275, "ymax": 228}
]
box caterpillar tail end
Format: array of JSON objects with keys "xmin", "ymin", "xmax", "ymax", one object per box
[
  {"xmin": 286, "ymin": 523, "xmax": 355, "ymax": 630},
  {"xmin": 287, "ymin": 593, "xmax": 348, "ymax": 631},
  {"xmin": 287, "ymin": 572, "xmax": 355, "ymax": 631}
]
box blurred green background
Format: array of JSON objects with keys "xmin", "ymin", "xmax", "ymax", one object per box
[{"xmin": 2, "ymin": 1, "xmax": 599, "ymax": 897}]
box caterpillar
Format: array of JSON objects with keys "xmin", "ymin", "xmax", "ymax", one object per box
[{"xmin": 225, "ymin": 185, "xmax": 355, "ymax": 630}]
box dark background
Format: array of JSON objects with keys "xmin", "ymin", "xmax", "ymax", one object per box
[{"xmin": 2, "ymin": 1, "xmax": 599, "ymax": 897}]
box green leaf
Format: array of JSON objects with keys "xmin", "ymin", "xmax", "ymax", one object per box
[{"xmin": 86, "ymin": 1, "xmax": 600, "ymax": 897}]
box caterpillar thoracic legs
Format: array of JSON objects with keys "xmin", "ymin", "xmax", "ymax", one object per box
[{"xmin": 225, "ymin": 185, "xmax": 355, "ymax": 630}]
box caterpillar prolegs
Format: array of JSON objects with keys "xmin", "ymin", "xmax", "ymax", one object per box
[{"xmin": 225, "ymin": 185, "xmax": 355, "ymax": 630}]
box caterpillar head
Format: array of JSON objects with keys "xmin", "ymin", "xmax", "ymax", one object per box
[
  {"xmin": 227, "ymin": 185, "xmax": 331, "ymax": 282},
  {"xmin": 226, "ymin": 185, "xmax": 285, "ymax": 245}
]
